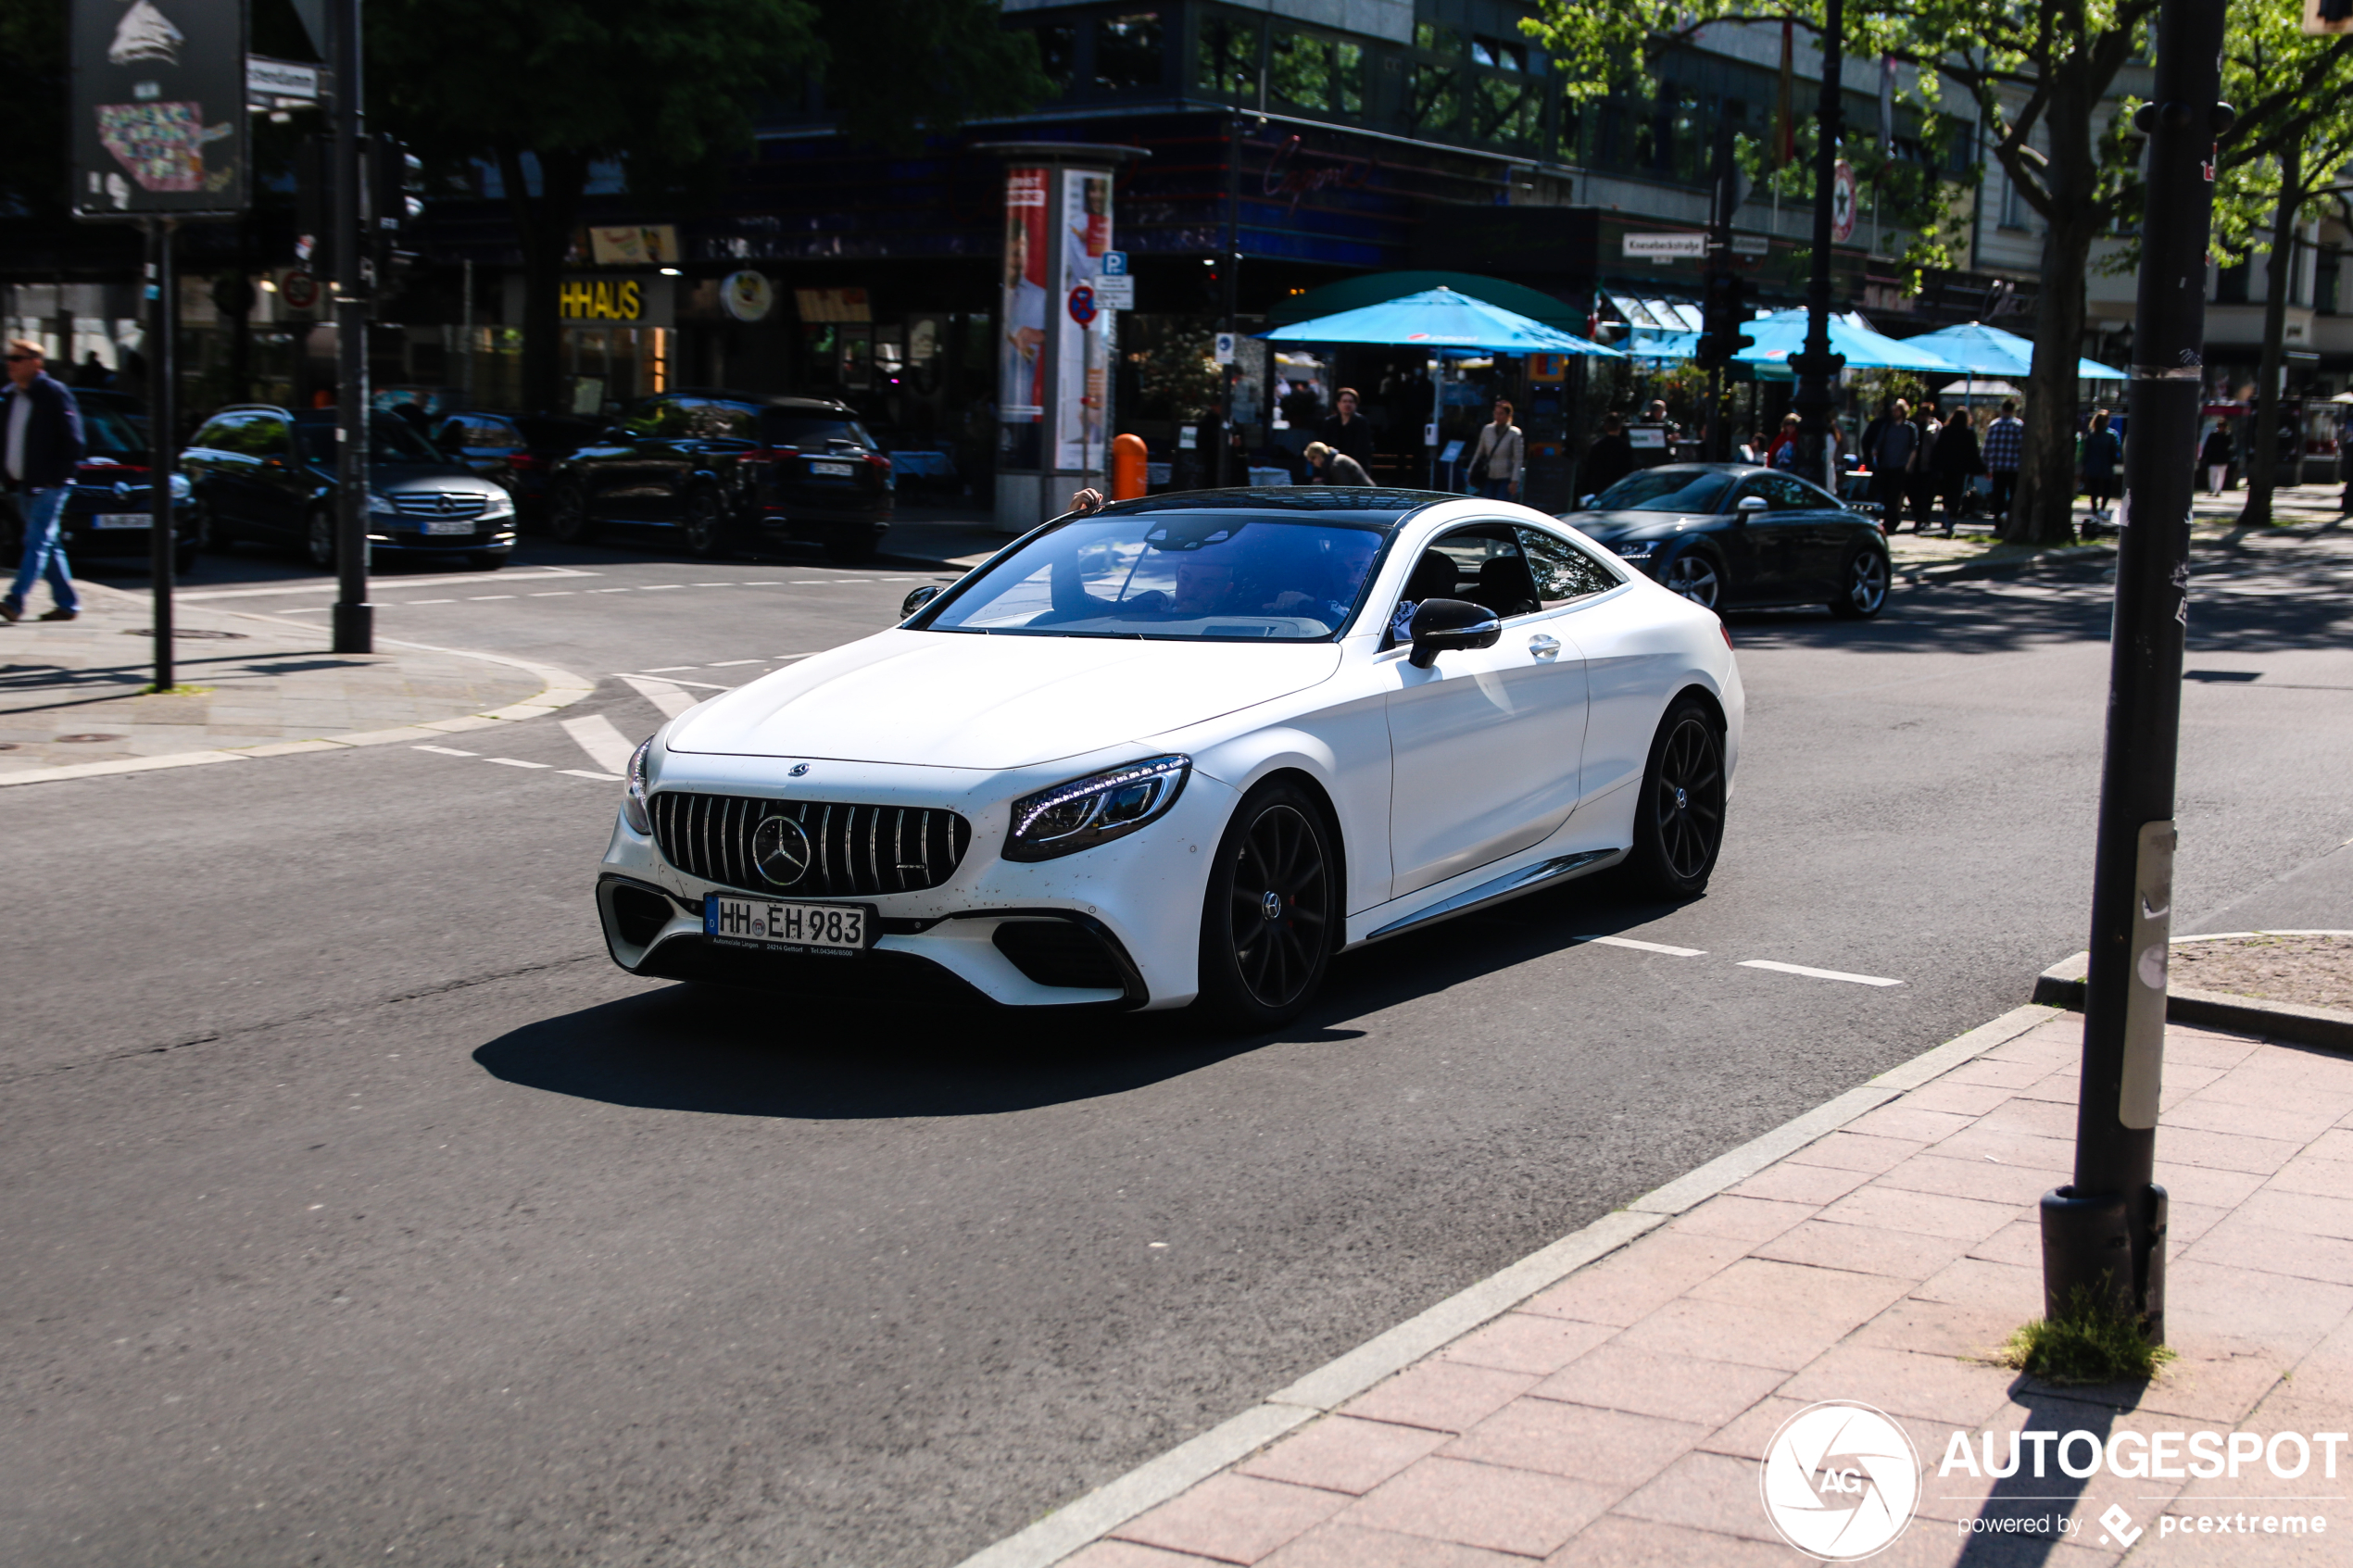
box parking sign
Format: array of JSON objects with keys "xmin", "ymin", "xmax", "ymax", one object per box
[{"xmin": 1101, "ymin": 250, "xmax": 1129, "ymax": 276}]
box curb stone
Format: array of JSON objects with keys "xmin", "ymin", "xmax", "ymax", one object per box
[
  {"xmin": 0, "ymin": 610, "xmax": 595, "ymax": 789},
  {"xmin": 2033, "ymin": 935, "xmax": 2353, "ymax": 1052},
  {"xmin": 952, "ymin": 1002, "xmax": 2059, "ymax": 1568}
]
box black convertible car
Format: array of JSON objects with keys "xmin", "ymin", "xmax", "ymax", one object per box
[{"xmin": 1564, "ymin": 463, "xmax": 1890, "ymax": 618}]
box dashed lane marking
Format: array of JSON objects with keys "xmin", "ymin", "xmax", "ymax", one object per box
[
  {"xmin": 485, "ymin": 758, "xmax": 552, "ymax": 770},
  {"xmin": 562, "ymin": 769, "xmax": 624, "ymax": 782},
  {"xmin": 641, "ymin": 665, "xmax": 698, "ymax": 672},
  {"xmin": 1581, "ymin": 935, "xmax": 1707, "ymax": 957},
  {"xmin": 469, "ymin": 595, "xmax": 514, "ymax": 601},
  {"xmin": 413, "ymin": 745, "xmax": 477, "ymax": 757},
  {"xmin": 639, "ymin": 584, "xmax": 684, "ymax": 591},
  {"xmin": 409, "ymin": 598, "xmax": 455, "ymax": 605},
  {"xmin": 709, "ymin": 659, "xmax": 764, "ymax": 667},
  {"xmin": 177, "ymin": 566, "xmax": 598, "ymax": 600},
  {"xmin": 530, "ymin": 591, "xmax": 575, "ymax": 596},
  {"xmin": 1739, "ymin": 959, "xmax": 1904, "ymax": 987}
]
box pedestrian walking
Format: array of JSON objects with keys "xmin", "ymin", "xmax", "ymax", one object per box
[
  {"xmin": 1931, "ymin": 406, "xmax": 1983, "ymax": 536},
  {"xmin": 1982, "ymin": 397, "xmax": 2023, "ymax": 525},
  {"xmin": 2198, "ymin": 422, "xmax": 2233, "ymax": 495},
  {"xmin": 1315, "ymin": 387, "xmax": 1376, "ymax": 474},
  {"xmin": 1301, "ymin": 440, "xmax": 1372, "ymax": 486},
  {"xmin": 1904, "ymin": 402, "xmax": 1943, "ymax": 534},
  {"xmin": 2079, "ymin": 408, "xmax": 2121, "ymax": 528},
  {"xmin": 1869, "ymin": 399, "xmax": 1919, "ymax": 534},
  {"xmin": 1579, "ymin": 413, "xmax": 1634, "ymax": 501},
  {"xmin": 1466, "ymin": 400, "xmax": 1523, "ymax": 501},
  {"xmin": 1, "ymin": 339, "xmax": 85, "ymax": 624}
]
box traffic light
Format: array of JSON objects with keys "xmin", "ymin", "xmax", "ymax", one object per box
[
  {"xmin": 1694, "ymin": 270, "xmax": 1755, "ymax": 369},
  {"xmin": 370, "ymin": 135, "xmax": 425, "ymax": 275}
]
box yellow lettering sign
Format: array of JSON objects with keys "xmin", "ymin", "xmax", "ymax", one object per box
[{"xmin": 560, "ymin": 278, "xmax": 646, "ymax": 321}]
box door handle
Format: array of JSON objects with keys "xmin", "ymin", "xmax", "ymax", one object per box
[{"xmin": 1527, "ymin": 633, "xmax": 1561, "ymax": 660}]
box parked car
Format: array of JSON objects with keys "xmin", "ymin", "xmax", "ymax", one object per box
[
  {"xmin": 2, "ymin": 397, "xmax": 199, "ymax": 575},
  {"xmin": 546, "ymin": 390, "xmax": 892, "ymax": 561},
  {"xmin": 427, "ymin": 409, "xmax": 600, "ymax": 521},
  {"xmin": 71, "ymin": 386, "xmax": 150, "ymax": 444},
  {"xmin": 593, "ymin": 487, "xmax": 1740, "ymax": 1025},
  {"xmin": 1565, "ymin": 463, "xmax": 1890, "ymax": 618},
  {"xmin": 180, "ymin": 404, "xmax": 517, "ymax": 569}
]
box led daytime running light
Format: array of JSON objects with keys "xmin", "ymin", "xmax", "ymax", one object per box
[{"xmin": 1006, "ymin": 755, "xmax": 1190, "ymax": 861}]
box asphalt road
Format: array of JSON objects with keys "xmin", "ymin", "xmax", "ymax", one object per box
[{"xmin": 4, "ymin": 520, "xmax": 2350, "ymax": 1567}]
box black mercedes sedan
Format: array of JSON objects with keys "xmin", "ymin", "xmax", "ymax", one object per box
[
  {"xmin": 545, "ymin": 391, "xmax": 893, "ymax": 562},
  {"xmin": 1563, "ymin": 463, "xmax": 1890, "ymax": 618},
  {"xmin": 5, "ymin": 398, "xmax": 200, "ymax": 575}
]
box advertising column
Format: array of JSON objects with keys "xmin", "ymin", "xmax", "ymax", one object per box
[{"xmin": 979, "ymin": 144, "xmax": 1146, "ymax": 534}]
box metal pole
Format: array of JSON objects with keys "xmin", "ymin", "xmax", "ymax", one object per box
[
  {"xmin": 2038, "ymin": 0, "xmax": 2228, "ymax": 1345},
  {"xmin": 459, "ymin": 257, "xmax": 474, "ymax": 408},
  {"xmin": 146, "ymin": 219, "xmax": 177, "ymax": 691},
  {"xmin": 1789, "ymin": 0, "xmax": 1846, "ymax": 494},
  {"xmin": 330, "ymin": 0, "xmax": 372, "ymax": 653},
  {"xmin": 1219, "ymin": 115, "xmax": 1241, "ymax": 489}
]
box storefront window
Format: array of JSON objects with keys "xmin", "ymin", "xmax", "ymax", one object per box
[
  {"xmin": 1409, "ymin": 63, "xmax": 1460, "ymax": 134},
  {"xmin": 1476, "ymin": 77, "xmax": 1541, "ymax": 147},
  {"xmin": 1094, "ymin": 13, "xmax": 1164, "ymax": 93},
  {"xmin": 1196, "ymin": 16, "xmax": 1258, "ymax": 100}
]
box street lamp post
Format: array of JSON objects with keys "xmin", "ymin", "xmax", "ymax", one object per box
[
  {"xmin": 329, "ymin": 0, "xmax": 373, "ymax": 655},
  {"xmin": 1786, "ymin": 0, "xmax": 1846, "ymax": 493},
  {"xmin": 2038, "ymin": 0, "xmax": 2231, "ymax": 1343}
]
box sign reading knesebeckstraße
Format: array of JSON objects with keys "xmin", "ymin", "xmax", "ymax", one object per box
[
  {"xmin": 1623, "ymin": 232, "xmax": 1708, "ymax": 261},
  {"xmin": 70, "ymin": 0, "xmax": 250, "ymax": 219}
]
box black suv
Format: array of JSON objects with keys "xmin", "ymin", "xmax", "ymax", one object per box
[
  {"xmin": 182, "ymin": 405, "xmax": 518, "ymax": 569},
  {"xmin": 546, "ymin": 391, "xmax": 892, "ymax": 561}
]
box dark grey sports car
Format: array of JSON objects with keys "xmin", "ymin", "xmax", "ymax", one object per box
[{"xmin": 1564, "ymin": 463, "xmax": 1890, "ymax": 618}]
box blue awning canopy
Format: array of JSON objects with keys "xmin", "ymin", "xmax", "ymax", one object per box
[
  {"xmin": 1259, "ymin": 287, "xmax": 1623, "ymax": 357},
  {"xmin": 1901, "ymin": 320, "xmax": 2127, "ymax": 382},
  {"xmin": 1734, "ymin": 310, "xmax": 1963, "ymax": 374}
]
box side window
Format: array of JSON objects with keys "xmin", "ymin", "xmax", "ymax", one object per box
[
  {"xmin": 1516, "ymin": 527, "xmax": 1621, "ymax": 606},
  {"xmin": 1757, "ymin": 473, "xmax": 1815, "ymax": 509},
  {"xmin": 680, "ymin": 399, "xmax": 758, "ymax": 442},
  {"xmin": 191, "ymin": 413, "xmax": 250, "ymax": 451},
  {"xmin": 619, "ymin": 397, "xmax": 673, "ymax": 437},
  {"xmin": 211, "ymin": 413, "xmax": 287, "ymax": 457},
  {"xmin": 1393, "ymin": 526, "xmax": 1541, "ymax": 630},
  {"xmin": 246, "ymin": 415, "xmax": 291, "ymax": 455}
]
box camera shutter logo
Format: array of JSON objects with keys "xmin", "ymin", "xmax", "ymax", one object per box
[
  {"xmin": 1760, "ymin": 1400, "xmax": 1920, "ymax": 1560},
  {"xmin": 752, "ymin": 815, "xmax": 813, "ymax": 887}
]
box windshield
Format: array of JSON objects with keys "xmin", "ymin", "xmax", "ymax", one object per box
[
  {"xmin": 1591, "ymin": 470, "xmax": 1735, "ymax": 513},
  {"xmin": 923, "ymin": 513, "xmax": 1387, "ymax": 641},
  {"xmin": 763, "ymin": 412, "xmax": 874, "ymax": 451},
  {"xmin": 79, "ymin": 404, "xmax": 146, "ymax": 462},
  {"xmin": 298, "ymin": 417, "xmax": 447, "ymax": 467}
]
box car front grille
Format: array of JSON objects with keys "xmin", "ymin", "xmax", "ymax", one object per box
[
  {"xmin": 388, "ymin": 492, "xmax": 487, "ymax": 519},
  {"xmin": 650, "ymin": 791, "xmax": 972, "ymax": 897}
]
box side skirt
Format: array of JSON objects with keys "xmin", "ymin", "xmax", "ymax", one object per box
[{"xmin": 1355, "ymin": 847, "xmax": 1626, "ymax": 946}]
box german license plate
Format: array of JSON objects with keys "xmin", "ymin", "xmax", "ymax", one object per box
[
  {"xmin": 94, "ymin": 512, "xmax": 149, "ymax": 529},
  {"xmin": 421, "ymin": 516, "xmax": 474, "ymax": 535},
  {"xmin": 704, "ymin": 893, "xmax": 870, "ymax": 956},
  {"xmin": 810, "ymin": 460, "xmax": 856, "ymax": 478}
]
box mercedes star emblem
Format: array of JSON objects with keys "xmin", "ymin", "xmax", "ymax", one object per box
[
  {"xmin": 751, "ymin": 814, "xmax": 813, "ymax": 887},
  {"xmin": 788, "ymin": 762, "xmax": 811, "ymax": 777}
]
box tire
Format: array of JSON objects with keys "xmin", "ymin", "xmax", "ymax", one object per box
[
  {"xmin": 1627, "ymin": 697, "xmax": 1727, "ymax": 898},
  {"xmin": 682, "ymin": 487, "xmax": 730, "ymax": 559},
  {"xmin": 1659, "ymin": 546, "xmax": 1724, "ymax": 612},
  {"xmin": 304, "ymin": 508, "xmax": 335, "ymax": 570},
  {"xmin": 1828, "ymin": 541, "xmax": 1891, "ymax": 620},
  {"xmin": 824, "ymin": 530, "xmax": 876, "ymax": 565},
  {"xmin": 547, "ymin": 483, "xmax": 596, "ymax": 546},
  {"xmin": 1195, "ymin": 780, "xmax": 1337, "ymax": 1031}
]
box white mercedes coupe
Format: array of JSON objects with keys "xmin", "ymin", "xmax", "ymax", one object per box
[{"xmin": 596, "ymin": 487, "xmax": 1743, "ymax": 1027}]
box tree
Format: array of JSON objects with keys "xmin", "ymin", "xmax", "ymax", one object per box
[{"xmin": 370, "ymin": 0, "xmax": 1049, "ymax": 414}]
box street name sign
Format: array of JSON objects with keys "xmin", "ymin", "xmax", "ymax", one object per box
[{"xmin": 1624, "ymin": 232, "xmax": 1708, "ymax": 261}]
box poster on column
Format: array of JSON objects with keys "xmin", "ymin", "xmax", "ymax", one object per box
[
  {"xmin": 1056, "ymin": 170, "xmax": 1112, "ymax": 471},
  {"xmin": 998, "ymin": 168, "xmax": 1049, "ymax": 469}
]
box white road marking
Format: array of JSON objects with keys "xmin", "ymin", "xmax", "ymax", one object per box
[
  {"xmin": 560, "ymin": 712, "xmax": 639, "ymax": 775},
  {"xmin": 177, "ymin": 567, "xmax": 597, "ymax": 600},
  {"xmin": 742, "ymin": 581, "xmax": 784, "ymax": 585},
  {"xmin": 1739, "ymin": 959, "xmax": 1904, "ymax": 987},
  {"xmin": 561, "ymin": 769, "xmax": 625, "ymax": 783},
  {"xmin": 617, "ymin": 674, "xmax": 698, "ymax": 718},
  {"xmin": 469, "ymin": 595, "xmax": 514, "ymax": 601},
  {"xmin": 708, "ymin": 659, "xmax": 764, "ymax": 667},
  {"xmin": 791, "ymin": 580, "xmax": 830, "ymax": 583},
  {"xmin": 485, "ymin": 758, "xmax": 552, "ymax": 770},
  {"xmin": 1581, "ymin": 935, "xmax": 1707, "ymax": 957},
  {"xmin": 693, "ymin": 583, "xmax": 733, "ymax": 587},
  {"xmin": 626, "ymin": 674, "xmax": 733, "ymax": 690},
  {"xmin": 589, "ymin": 587, "xmax": 634, "ymax": 594},
  {"xmin": 530, "ymin": 591, "xmax": 575, "ymax": 596},
  {"xmin": 639, "ymin": 584, "xmax": 684, "ymax": 591},
  {"xmin": 412, "ymin": 745, "xmax": 477, "ymax": 757},
  {"xmin": 641, "ymin": 665, "xmax": 698, "ymax": 672},
  {"xmin": 409, "ymin": 598, "xmax": 455, "ymax": 605},
  {"xmin": 774, "ymin": 653, "xmax": 813, "ymax": 661}
]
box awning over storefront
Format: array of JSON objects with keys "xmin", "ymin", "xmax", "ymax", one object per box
[
  {"xmin": 1901, "ymin": 320, "xmax": 2126, "ymax": 382},
  {"xmin": 1265, "ymin": 271, "xmax": 1588, "ymax": 334},
  {"xmin": 1259, "ymin": 287, "xmax": 1622, "ymax": 356}
]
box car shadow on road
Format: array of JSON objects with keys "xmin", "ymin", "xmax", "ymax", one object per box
[{"xmin": 472, "ymin": 872, "xmax": 1687, "ymax": 1120}]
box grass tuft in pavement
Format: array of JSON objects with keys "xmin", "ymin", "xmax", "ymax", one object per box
[
  {"xmin": 137, "ymin": 683, "xmax": 216, "ymax": 697},
  {"xmin": 1999, "ymin": 1289, "xmax": 2177, "ymax": 1385}
]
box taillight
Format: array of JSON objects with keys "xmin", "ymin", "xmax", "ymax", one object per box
[
  {"xmin": 864, "ymin": 452, "xmax": 891, "ymax": 470},
  {"xmin": 508, "ymin": 453, "xmax": 546, "ymax": 472},
  {"xmin": 1719, "ymin": 621, "xmax": 1733, "ymax": 648}
]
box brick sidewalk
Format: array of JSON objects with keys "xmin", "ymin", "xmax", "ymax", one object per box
[
  {"xmin": 0, "ymin": 579, "xmax": 589, "ymax": 783},
  {"xmin": 1038, "ymin": 1010, "xmax": 2353, "ymax": 1567}
]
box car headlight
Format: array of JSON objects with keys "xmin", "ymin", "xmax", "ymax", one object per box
[
  {"xmin": 480, "ymin": 491, "xmax": 515, "ymax": 518},
  {"xmin": 367, "ymin": 492, "xmax": 396, "ymax": 515},
  {"xmin": 1613, "ymin": 539, "xmax": 1657, "ymax": 559},
  {"xmin": 168, "ymin": 473, "xmax": 192, "ymax": 501},
  {"xmin": 623, "ymin": 738, "xmax": 654, "ymax": 834},
  {"xmin": 1006, "ymin": 755, "xmax": 1189, "ymax": 862}
]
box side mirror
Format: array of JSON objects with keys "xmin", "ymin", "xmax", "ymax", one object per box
[
  {"xmin": 900, "ymin": 583, "xmax": 943, "ymax": 621},
  {"xmin": 1734, "ymin": 495, "xmax": 1768, "ymax": 518},
  {"xmin": 1578, "ymin": 494, "xmax": 1598, "ymax": 509},
  {"xmin": 1406, "ymin": 597, "xmax": 1502, "ymax": 670}
]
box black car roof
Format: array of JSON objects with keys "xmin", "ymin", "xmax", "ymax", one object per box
[{"xmin": 1095, "ymin": 486, "xmax": 1453, "ymax": 531}]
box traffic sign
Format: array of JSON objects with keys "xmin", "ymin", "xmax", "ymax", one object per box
[
  {"xmin": 1623, "ymin": 233, "xmax": 1708, "ymax": 261},
  {"xmin": 1067, "ymin": 285, "xmax": 1098, "ymax": 327},
  {"xmin": 1729, "ymin": 233, "xmax": 1770, "ymax": 257},
  {"xmin": 1093, "ymin": 273, "xmax": 1136, "ymax": 309},
  {"xmin": 1101, "ymin": 250, "xmax": 1130, "ymax": 275},
  {"xmin": 1213, "ymin": 332, "xmax": 1237, "ymax": 365},
  {"xmin": 1831, "ymin": 160, "xmax": 1857, "ymax": 245}
]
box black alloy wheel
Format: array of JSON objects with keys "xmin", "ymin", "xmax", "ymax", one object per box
[
  {"xmin": 682, "ymin": 487, "xmax": 729, "ymax": 558},
  {"xmin": 547, "ymin": 483, "xmax": 596, "ymax": 546},
  {"xmin": 1829, "ymin": 542, "xmax": 1890, "ymax": 620},
  {"xmin": 1197, "ymin": 781, "xmax": 1336, "ymax": 1029},
  {"xmin": 1629, "ymin": 697, "xmax": 1727, "ymax": 897},
  {"xmin": 1661, "ymin": 547, "xmax": 1723, "ymax": 611}
]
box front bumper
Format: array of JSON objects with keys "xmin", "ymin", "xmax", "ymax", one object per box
[{"xmin": 595, "ymin": 749, "xmax": 1236, "ymax": 1010}]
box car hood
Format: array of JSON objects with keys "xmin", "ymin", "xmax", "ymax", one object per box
[
  {"xmin": 667, "ymin": 630, "xmax": 1345, "ymax": 770},
  {"xmin": 1561, "ymin": 509, "xmax": 1713, "ymax": 543},
  {"xmin": 373, "ymin": 463, "xmax": 507, "ymax": 494}
]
